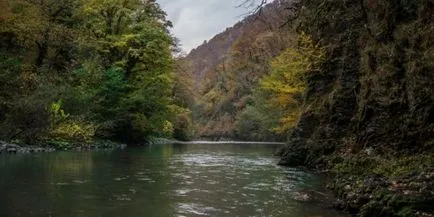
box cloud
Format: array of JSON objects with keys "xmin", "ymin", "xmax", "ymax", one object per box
[{"xmin": 157, "ymin": 0, "xmax": 251, "ymax": 53}]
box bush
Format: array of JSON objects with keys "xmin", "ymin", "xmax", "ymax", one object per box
[
  {"xmin": 48, "ymin": 100, "xmax": 96, "ymax": 144},
  {"xmin": 173, "ymin": 112, "xmax": 193, "ymax": 141}
]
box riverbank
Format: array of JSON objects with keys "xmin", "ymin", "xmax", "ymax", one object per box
[
  {"xmin": 277, "ymin": 143, "xmax": 434, "ymax": 217},
  {"xmin": 0, "ymin": 141, "xmax": 55, "ymax": 154},
  {"xmin": 0, "ymin": 140, "xmax": 127, "ymax": 155}
]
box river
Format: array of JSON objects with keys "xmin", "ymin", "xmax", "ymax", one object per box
[{"xmin": 0, "ymin": 142, "xmax": 346, "ymax": 217}]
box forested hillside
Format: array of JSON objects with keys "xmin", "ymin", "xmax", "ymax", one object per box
[
  {"xmin": 0, "ymin": 0, "xmax": 190, "ymax": 146},
  {"xmin": 177, "ymin": 1, "xmax": 295, "ymax": 141}
]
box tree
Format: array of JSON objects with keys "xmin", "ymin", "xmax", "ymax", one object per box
[
  {"xmin": 260, "ymin": 32, "xmax": 325, "ymax": 133},
  {"xmin": 78, "ymin": 0, "xmax": 175, "ymax": 143},
  {"xmin": 0, "ymin": 0, "xmax": 182, "ymax": 145}
]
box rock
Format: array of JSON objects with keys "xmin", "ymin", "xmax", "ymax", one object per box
[
  {"xmin": 362, "ymin": 147, "xmax": 374, "ymax": 156},
  {"xmin": 0, "ymin": 142, "xmax": 22, "ymax": 154},
  {"xmin": 293, "ymin": 192, "xmax": 311, "ymax": 202},
  {"xmin": 333, "ymin": 199, "xmax": 346, "ymax": 210},
  {"xmin": 0, "ymin": 142, "xmax": 57, "ymax": 155},
  {"xmin": 5, "ymin": 143, "xmax": 20, "ymax": 149},
  {"xmin": 0, "ymin": 145, "xmax": 6, "ymax": 154},
  {"xmin": 277, "ymin": 139, "xmax": 308, "ymax": 166},
  {"xmin": 7, "ymin": 147, "xmax": 17, "ymax": 154}
]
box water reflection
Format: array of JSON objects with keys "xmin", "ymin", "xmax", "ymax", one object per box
[{"xmin": 0, "ymin": 143, "xmax": 346, "ymax": 217}]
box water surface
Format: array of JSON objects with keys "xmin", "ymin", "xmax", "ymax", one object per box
[{"xmin": 0, "ymin": 143, "xmax": 345, "ymax": 217}]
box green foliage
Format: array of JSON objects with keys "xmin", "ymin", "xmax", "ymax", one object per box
[
  {"xmin": 1, "ymin": 96, "xmax": 51, "ymax": 144},
  {"xmin": 171, "ymin": 107, "xmax": 193, "ymax": 141},
  {"xmin": 0, "ymin": 0, "xmax": 188, "ymax": 145},
  {"xmin": 47, "ymin": 100, "xmax": 95, "ymax": 143},
  {"xmin": 49, "ymin": 100, "xmax": 69, "ymax": 121},
  {"xmin": 332, "ymin": 153, "xmax": 434, "ymax": 179},
  {"xmin": 235, "ymin": 105, "xmax": 278, "ymax": 141}
]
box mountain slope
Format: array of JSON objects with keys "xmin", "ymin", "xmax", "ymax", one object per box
[{"xmin": 177, "ymin": 0, "xmax": 293, "ymax": 140}]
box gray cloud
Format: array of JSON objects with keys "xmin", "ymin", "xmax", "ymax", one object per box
[{"xmin": 157, "ymin": 0, "xmax": 252, "ymax": 53}]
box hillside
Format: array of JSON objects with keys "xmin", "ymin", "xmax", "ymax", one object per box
[{"xmin": 177, "ymin": 0, "xmax": 294, "ymax": 140}]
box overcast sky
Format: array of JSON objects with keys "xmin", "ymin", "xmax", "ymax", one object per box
[{"xmin": 157, "ymin": 0, "xmax": 256, "ymax": 53}]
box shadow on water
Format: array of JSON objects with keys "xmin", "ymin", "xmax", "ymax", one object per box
[{"xmin": 0, "ymin": 142, "xmax": 347, "ymax": 217}]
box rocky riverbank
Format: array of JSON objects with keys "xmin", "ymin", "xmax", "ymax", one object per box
[
  {"xmin": 330, "ymin": 172, "xmax": 434, "ymax": 217},
  {"xmin": 277, "ymin": 142, "xmax": 434, "ymax": 217},
  {"xmin": 0, "ymin": 140, "xmax": 127, "ymax": 155},
  {"xmin": 0, "ymin": 141, "xmax": 55, "ymax": 154}
]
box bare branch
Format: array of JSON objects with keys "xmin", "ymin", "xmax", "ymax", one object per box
[{"xmin": 235, "ymin": 0, "xmax": 268, "ymax": 16}]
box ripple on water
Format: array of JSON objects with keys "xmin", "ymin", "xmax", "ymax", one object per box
[
  {"xmin": 176, "ymin": 203, "xmax": 220, "ymax": 216},
  {"xmin": 243, "ymin": 182, "xmax": 272, "ymax": 191},
  {"xmin": 174, "ymin": 189, "xmax": 194, "ymax": 196},
  {"xmin": 176, "ymin": 154, "xmax": 277, "ymax": 168},
  {"xmin": 174, "ymin": 188, "xmax": 211, "ymax": 197},
  {"xmin": 206, "ymin": 180, "xmax": 219, "ymax": 185},
  {"xmin": 172, "ymin": 173, "xmax": 193, "ymax": 180},
  {"xmin": 137, "ymin": 177, "xmax": 155, "ymax": 183},
  {"xmin": 182, "ymin": 180, "xmax": 194, "ymax": 185},
  {"xmin": 73, "ymin": 180, "xmax": 89, "ymax": 184},
  {"xmin": 113, "ymin": 194, "xmax": 131, "ymax": 201},
  {"xmin": 114, "ymin": 177, "xmax": 128, "ymax": 181},
  {"xmin": 176, "ymin": 154, "xmax": 229, "ymax": 167},
  {"xmin": 55, "ymin": 182, "xmax": 70, "ymax": 186}
]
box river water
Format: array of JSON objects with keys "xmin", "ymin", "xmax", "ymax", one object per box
[{"xmin": 0, "ymin": 143, "xmax": 346, "ymax": 217}]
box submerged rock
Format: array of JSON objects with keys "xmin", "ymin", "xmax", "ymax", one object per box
[{"xmin": 293, "ymin": 192, "xmax": 311, "ymax": 202}]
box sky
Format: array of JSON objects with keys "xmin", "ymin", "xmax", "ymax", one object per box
[{"xmin": 157, "ymin": 0, "xmax": 256, "ymax": 53}]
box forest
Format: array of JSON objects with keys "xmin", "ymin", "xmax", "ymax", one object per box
[
  {"xmin": 1, "ymin": 0, "xmax": 433, "ymax": 216},
  {"xmin": 0, "ymin": 0, "xmax": 193, "ymax": 147}
]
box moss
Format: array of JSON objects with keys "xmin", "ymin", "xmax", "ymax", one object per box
[
  {"xmin": 331, "ymin": 153, "xmax": 433, "ymax": 179},
  {"xmin": 327, "ymin": 152, "xmax": 433, "ymax": 217}
]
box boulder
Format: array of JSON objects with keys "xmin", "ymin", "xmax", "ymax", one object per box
[
  {"xmin": 0, "ymin": 144, "xmax": 6, "ymax": 154},
  {"xmin": 0, "ymin": 141, "xmax": 21, "ymax": 154},
  {"xmin": 7, "ymin": 147, "xmax": 17, "ymax": 154}
]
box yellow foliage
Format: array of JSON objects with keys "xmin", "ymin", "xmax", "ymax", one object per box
[
  {"xmin": 51, "ymin": 120, "xmax": 96, "ymax": 143},
  {"xmin": 273, "ymin": 107, "xmax": 302, "ymax": 134},
  {"xmin": 261, "ymin": 32, "xmax": 325, "ymax": 133},
  {"xmin": 162, "ymin": 120, "xmax": 174, "ymax": 137},
  {"xmin": 50, "ymin": 100, "xmax": 69, "ymax": 120},
  {"xmin": 48, "ymin": 100, "xmax": 95, "ymax": 143}
]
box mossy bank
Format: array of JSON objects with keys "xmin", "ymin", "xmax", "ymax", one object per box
[{"xmin": 277, "ymin": 0, "xmax": 433, "ymax": 216}]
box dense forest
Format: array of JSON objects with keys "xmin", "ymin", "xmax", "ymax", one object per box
[{"xmin": 0, "ymin": 0, "xmax": 192, "ymax": 147}]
